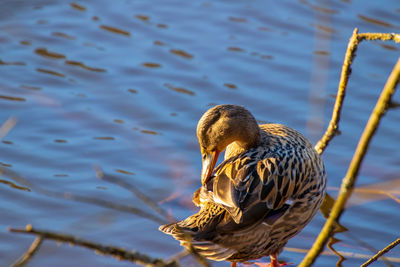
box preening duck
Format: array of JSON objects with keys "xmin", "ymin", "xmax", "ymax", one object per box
[{"xmin": 160, "ymin": 104, "xmax": 326, "ymax": 267}]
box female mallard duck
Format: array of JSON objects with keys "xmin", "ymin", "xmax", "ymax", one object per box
[{"xmin": 160, "ymin": 104, "xmax": 326, "ymax": 267}]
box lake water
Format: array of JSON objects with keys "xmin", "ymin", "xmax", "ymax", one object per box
[{"xmin": 0, "ymin": 1, "xmax": 399, "ymax": 266}]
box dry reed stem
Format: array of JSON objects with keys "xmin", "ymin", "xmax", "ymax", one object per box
[
  {"xmin": 10, "ymin": 236, "xmax": 43, "ymax": 267},
  {"xmin": 361, "ymin": 238, "xmax": 400, "ymax": 267},
  {"xmin": 299, "ymin": 53, "xmax": 400, "ymax": 267},
  {"xmin": 9, "ymin": 225, "xmax": 179, "ymax": 267},
  {"xmin": 284, "ymin": 247, "xmax": 400, "ymax": 263}
]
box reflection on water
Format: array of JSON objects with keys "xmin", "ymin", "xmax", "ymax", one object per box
[
  {"xmin": 357, "ymin": 14, "xmax": 395, "ymax": 28},
  {"xmin": 65, "ymin": 61, "xmax": 107, "ymax": 72},
  {"xmin": 35, "ymin": 48, "xmax": 66, "ymax": 59},
  {"xmin": 164, "ymin": 83, "xmax": 195, "ymax": 96},
  {"xmin": 0, "ymin": 0, "xmax": 400, "ymax": 266},
  {"xmin": 99, "ymin": 25, "xmax": 131, "ymax": 36}
]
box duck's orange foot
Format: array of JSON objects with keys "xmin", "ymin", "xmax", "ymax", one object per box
[
  {"xmin": 251, "ymin": 252, "xmax": 290, "ymax": 267},
  {"xmin": 232, "ymin": 253, "xmax": 293, "ymax": 267},
  {"xmin": 253, "ymin": 263, "xmax": 289, "ymax": 267},
  {"xmin": 239, "ymin": 260, "xmax": 289, "ymax": 267}
]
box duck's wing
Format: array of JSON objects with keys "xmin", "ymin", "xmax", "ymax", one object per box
[{"xmin": 209, "ymin": 148, "xmax": 304, "ymax": 224}]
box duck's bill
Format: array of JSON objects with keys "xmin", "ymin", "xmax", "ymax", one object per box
[{"xmin": 201, "ymin": 149, "xmax": 220, "ymax": 185}]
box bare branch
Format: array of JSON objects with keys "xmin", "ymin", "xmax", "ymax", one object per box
[
  {"xmin": 9, "ymin": 225, "xmax": 179, "ymax": 267},
  {"xmin": 314, "ymin": 28, "xmax": 359, "ymax": 155},
  {"xmin": 10, "ymin": 236, "xmax": 43, "ymax": 267},
  {"xmin": 361, "ymin": 238, "xmax": 400, "ymax": 267},
  {"xmin": 300, "ymin": 54, "xmax": 400, "ymax": 266},
  {"xmin": 94, "ymin": 166, "xmax": 173, "ymax": 221},
  {"xmin": 314, "ymin": 30, "xmax": 400, "ymax": 155}
]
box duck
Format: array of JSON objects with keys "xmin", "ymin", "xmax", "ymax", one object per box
[{"xmin": 159, "ymin": 104, "xmax": 326, "ymax": 267}]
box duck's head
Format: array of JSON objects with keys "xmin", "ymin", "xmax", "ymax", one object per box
[{"xmin": 196, "ymin": 104, "xmax": 261, "ymax": 185}]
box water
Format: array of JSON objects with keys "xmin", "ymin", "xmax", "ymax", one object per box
[{"xmin": 1, "ymin": 0, "xmax": 399, "ymax": 266}]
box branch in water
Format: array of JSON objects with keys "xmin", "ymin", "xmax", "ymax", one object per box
[
  {"xmin": 300, "ymin": 45, "xmax": 400, "ymax": 266},
  {"xmin": 314, "ymin": 30, "xmax": 400, "ymax": 155},
  {"xmin": 361, "ymin": 238, "xmax": 400, "ymax": 267},
  {"xmin": 10, "ymin": 236, "xmax": 43, "ymax": 267},
  {"xmin": 9, "ymin": 225, "xmax": 179, "ymax": 267}
]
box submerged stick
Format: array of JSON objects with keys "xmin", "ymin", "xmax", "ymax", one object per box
[
  {"xmin": 0, "ymin": 116, "xmax": 17, "ymax": 140},
  {"xmin": 10, "ymin": 236, "xmax": 43, "ymax": 267},
  {"xmin": 9, "ymin": 225, "xmax": 179, "ymax": 267},
  {"xmin": 299, "ymin": 57, "xmax": 400, "ymax": 267},
  {"xmin": 94, "ymin": 166, "xmax": 172, "ymax": 221},
  {"xmin": 1, "ymin": 167, "xmax": 166, "ymax": 224},
  {"xmin": 361, "ymin": 238, "xmax": 400, "ymax": 267}
]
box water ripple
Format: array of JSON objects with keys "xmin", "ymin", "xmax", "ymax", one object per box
[{"xmin": 99, "ymin": 25, "xmax": 130, "ymax": 36}]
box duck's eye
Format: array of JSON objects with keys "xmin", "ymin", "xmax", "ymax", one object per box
[{"xmin": 202, "ymin": 154, "xmax": 207, "ymax": 160}]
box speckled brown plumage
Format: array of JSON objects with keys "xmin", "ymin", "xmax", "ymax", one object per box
[{"xmin": 159, "ymin": 105, "xmax": 326, "ymax": 265}]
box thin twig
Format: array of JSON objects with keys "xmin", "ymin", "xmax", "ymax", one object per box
[
  {"xmin": 284, "ymin": 246, "xmax": 400, "ymax": 263},
  {"xmin": 342, "ymin": 231, "xmax": 396, "ymax": 267},
  {"xmin": 10, "ymin": 236, "xmax": 43, "ymax": 267},
  {"xmin": 59, "ymin": 191, "xmax": 167, "ymax": 224},
  {"xmin": 94, "ymin": 166, "xmax": 172, "ymax": 221},
  {"xmin": 165, "ymin": 249, "xmax": 191, "ymax": 265},
  {"xmin": 361, "ymin": 238, "xmax": 400, "ymax": 267},
  {"xmin": 314, "ymin": 30, "xmax": 400, "ymax": 155},
  {"xmin": 314, "ymin": 28, "xmax": 359, "ymax": 155},
  {"xmin": 9, "ymin": 225, "xmax": 179, "ymax": 267},
  {"xmin": 357, "ymin": 32, "xmax": 400, "ymax": 43},
  {"xmin": 299, "ymin": 55, "xmax": 400, "ymax": 266}
]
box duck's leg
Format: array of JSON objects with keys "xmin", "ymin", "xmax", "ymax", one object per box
[
  {"xmin": 230, "ymin": 262, "xmax": 237, "ymax": 267},
  {"xmin": 270, "ymin": 253, "xmax": 279, "ymax": 267}
]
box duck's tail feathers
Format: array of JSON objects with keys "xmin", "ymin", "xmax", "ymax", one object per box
[
  {"xmin": 158, "ymin": 222, "xmax": 179, "ymax": 235},
  {"xmin": 159, "ymin": 222, "xmax": 236, "ymax": 261}
]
